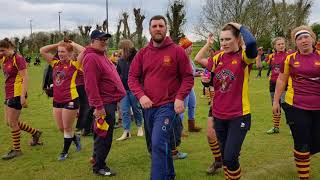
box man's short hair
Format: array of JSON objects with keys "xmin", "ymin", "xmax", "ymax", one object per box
[{"xmin": 149, "ymin": 15, "xmax": 167, "ymax": 26}]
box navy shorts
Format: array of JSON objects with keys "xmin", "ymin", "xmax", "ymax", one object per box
[{"xmin": 53, "ymin": 98, "xmax": 80, "ymax": 110}]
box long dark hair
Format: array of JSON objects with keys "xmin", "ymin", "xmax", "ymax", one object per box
[
  {"xmin": 119, "ymin": 39, "xmax": 136, "ymax": 61},
  {"xmin": 0, "ymin": 38, "xmax": 15, "ymax": 49}
]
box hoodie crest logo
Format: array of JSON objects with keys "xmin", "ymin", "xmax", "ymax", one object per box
[{"xmin": 163, "ymin": 56, "xmax": 172, "ymax": 66}]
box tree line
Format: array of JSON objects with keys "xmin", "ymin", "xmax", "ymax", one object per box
[{"xmin": 8, "ymin": 0, "xmax": 320, "ymax": 56}]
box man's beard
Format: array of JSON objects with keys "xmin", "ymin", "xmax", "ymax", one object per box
[{"xmin": 152, "ymin": 33, "xmax": 165, "ymax": 43}]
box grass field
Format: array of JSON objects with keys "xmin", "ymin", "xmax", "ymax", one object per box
[{"xmin": 0, "ymin": 63, "xmax": 319, "ymax": 180}]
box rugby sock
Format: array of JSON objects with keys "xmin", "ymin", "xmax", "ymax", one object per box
[
  {"xmin": 294, "ymin": 149, "xmax": 310, "ymax": 180},
  {"xmin": 12, "ymin": 130, "xmax": 21, "ymax": 151},
  {"xmin": 208, "ymin": 139, "xmax": 222, "ymax": 162},
  {"xmin": 227, "ymin": 166, "xmax": 241, "ymax": 180},
  {"xmin": 223, "ymin": 166, "xmax": 230, "ymax": 180},
  {"xmin": 72, "ymin": 134, "xmax": 80, "ymax": 146},
  {"xmin": 62, "ymin": 134, "xmax": 73, "ymax": 154},
  {"xmin": 272, "ymin": 113, "xmax": 281, "ymax": 128},
  {"xmin": 18, "ymin": 121, "xmax": 37, "ymax": 135}
]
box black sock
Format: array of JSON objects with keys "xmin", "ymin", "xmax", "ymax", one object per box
[
  {"xmin": 62, "ymin": 137, "xmax": 73, "ymax": 154},
  {"xmin": 72, "ymin": 134, "xmax": 80, "ymax": 145}
]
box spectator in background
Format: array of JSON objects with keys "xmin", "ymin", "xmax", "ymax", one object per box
[
  {"xmin": 179, "ymin": 37, "xmax": 202, "ymax": 133},
  {"xmin": 116, "ymin": 39, "xmax": 144, "ymax": 141}
]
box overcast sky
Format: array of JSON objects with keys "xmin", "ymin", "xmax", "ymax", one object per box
[{"xmin": 0, "ymin": 0, "xmax": 319, "ymax": 41}]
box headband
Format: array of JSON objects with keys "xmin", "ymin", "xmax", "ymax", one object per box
[{"xmin": 295, "ymin": 30, "xmax": 311, "ymax": 40}]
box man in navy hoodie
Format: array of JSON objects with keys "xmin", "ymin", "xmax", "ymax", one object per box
[
  {"xmin": 82, "ymin": 30, "xmax": 126, "ymax": 176},
  {"xmin": 128, "ymin": 15, "xmax": 194, "ymax": 180}
]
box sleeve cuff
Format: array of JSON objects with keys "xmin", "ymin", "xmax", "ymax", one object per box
[
  {"xmin": 136, "ymin": 92, "xmax": 145, "ymax": 100},
  {"xmin": 175, "ymin": 95, "xmax": 184, "ymax": 101},
  {"xmin": 96, "ymin": 105, "xmax": 104, "ymax": 110}
]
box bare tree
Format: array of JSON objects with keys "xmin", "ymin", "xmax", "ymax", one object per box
[
  {"xmin": 132, "ymin": 8, "xmax": 145, "ymax": 49},
  {"xmin": 122, "ymin": 12, "xmax": 131, "ymax": 39},
  {"xmin": 102, "ymin": 19, "xmax": 108, "ymax": 32},
  {"xmin": 195, "ymin": 0, "xmax": 249, "ymax": 38},
  {"xmin": 196, "ymin": 0, "xmax": 312, "ymax": 44},
  {"xmin": 115, "ymin": 18, "xmax": 123, "ymax": 48},
  {"xmin": 271, "ymin": 0, "xmax": 312, "ymax": 40},
  {"xmin": 78, "ymin": 25, "xmax": 92, "ymax": 44},
  {"xmin": 166, "ymin": 0, "xmax": 186, "ymax": 43}
]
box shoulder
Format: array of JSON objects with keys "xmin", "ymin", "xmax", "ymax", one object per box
[
  {"xmin": 136, "ymin": 47, "xmax": 148, "ymax": 56},
  {"xmin": 171, "ymin": 44, "xmax": 185, "ymax": 54},
  {"xmin": 83, "ymin": 53, "xmax": 101, "ymax": 65},
  {"xmin": 14, "ymin": 54, "xmax": 26, "ymax": 63},
  {"xmin": 50, "ymin": 59, "xmax": 61, "ymax": 67},
  {"xmin": 285, "ymin": 52, "xmax": 298, "ymax": 63},
  {"xmin": 213, "ymin": 51, "xmax": 225, "ymax": 59}
]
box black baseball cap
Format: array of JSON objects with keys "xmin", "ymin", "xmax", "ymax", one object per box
[{"xmin": 90, "ymin": 30, "xmax": 111, "ymax": 39}]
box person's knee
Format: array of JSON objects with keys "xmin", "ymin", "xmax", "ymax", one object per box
[
  {"xmin": 63, "ymin": 127, "xmax": 72, "ymax": 133},
  {"xmin": 294, "ymin": 144, "xmax": 310, "ymax": 153},
  {"xmin": 8, "ymin": 120, "xmax": 19, "ymax": 129},
  {"xmin": 223, "ymin": 158, "xmax": 240, "ymax": 171}
]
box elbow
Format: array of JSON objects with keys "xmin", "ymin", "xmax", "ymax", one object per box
[
  {"xmin": 246, "ymin": 43, "xmax": 258, "ymax": 59},
  {"xmin": 194, "ymin": 56, "xmax": 201, "ymax": 64},
  {"xmin": 39, "ymin": 48, "xmax": 45, "ymax": 55}
]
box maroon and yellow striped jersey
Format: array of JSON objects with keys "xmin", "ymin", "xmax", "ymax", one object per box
[
  {"xmin": 266, "ymin": 51, "xmax": 288, "ymax": 83},
  {"xmin": 50, "ymin": 59, "xmax": 80, "ymax": 103},
  {"xmin": 210, "ymin": 50, "xmax": 255, "ymax": 120},
  {"xmin": 281, "ymin": 50, "xmax": 320, "ymax": 110},
  {"xmin": 1, "ymin": 54, "xmax": 26, "ymax": 99}
]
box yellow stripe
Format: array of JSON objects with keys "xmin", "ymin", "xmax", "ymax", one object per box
[
  {"xmin": 242, "ymin": 49, "xmax": 255, "ymax": 65},
  {"xmin": 70, "ymin": 70, "xmax": 78, "ymax": 100},
  {"xmin": 228, "ymin": 167, "xmax": 241, "ymax": 174},
  {"xmin": 212, "ymin": 149, "xmax": 221, "ymax": 154},
  {"xmin": 12, "ymin": 56, "xmax": 23, "ymax": 97},
  {"xmin": 285, "ymin": 76, "xmax": 294, "ymax": 105},
  {"xmin": 283, "ymin": 53, "xmax": 295, "ymax": 75},
  {"xmin": 229, "ymin": 174, "xmax": 241, "ymax": 180},
  {"xmin": 296, "ymin": 161, "xmax": 310, "ymax": 166},
  {"xmin": 294, "ymin": 149, "xmax": 310, "ymax": 156},
  {"xmin": 211, "ymin": 51, "xmax": 225, "ymax": 72},
  {"xmin": 242, "ymin": 65, "xmax": 250, "ymax": 115},
  {"xmin": 50, "ymin": 59, "xmax": 59, "ymax": 67},
  {"xmin": 0, "ymin": 56, "xmax": 4, "ymax": 66},
  {"xmin": 298, "ymin": 173, "xmax": 310, "ymax": 178},
  {"xmin": 71, "ymin": 60, "xmax": 81, "ymax": 70},
  {"xmin": 297, "ymin": 167, "xmax": 310, "ymax": 171}
]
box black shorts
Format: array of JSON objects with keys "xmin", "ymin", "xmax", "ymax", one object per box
[
  {"xmin": 208, "ymin": 107, "xmax": 212, "ymax": 117},
  {"xmin": 283, "ymin": 103, "xmax": 320, "ymax": 154},
  {"xmin": 53, "ymin": 98, "xmax": 80, "ymax": 110},
  {"xmin": 269, "ymin": 81, "xmax": 276, "ymax": 92},
  {"xmin": 4, "ymin": 96, "xmax": 22, "ymax": 110}
]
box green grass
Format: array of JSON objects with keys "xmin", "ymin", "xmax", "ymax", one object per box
[{"xmin": 0, "ymin": 64, "xmax": 319, "ymax": 180}]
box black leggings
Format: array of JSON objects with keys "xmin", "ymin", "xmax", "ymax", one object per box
[
  {"xmin": 76, "ymin": 85, "xmax": 92, "ymax": 131},
  {"xmin": 283, "ymin": 103, "xmax": 320, "ymax": 154},
  {"xmin": 214, "ymin": 114, "xmax": 251, "ymax": 171}
]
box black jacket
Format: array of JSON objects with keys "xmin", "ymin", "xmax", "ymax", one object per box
[{"xmin": 117, "ymin": 48, "xmax": 137, "ymax": 90}]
